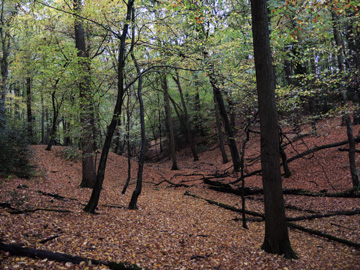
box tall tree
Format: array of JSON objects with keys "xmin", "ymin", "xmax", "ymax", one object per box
[
  {"xmin": 162, "ymin": 73, "xmax": 179, "ymax": 170},
  {"xmin": 0, "ymin": 0, "xmax": 12, "ymax": 130},
  {"xmin": 84, "ymin": 0, "xmax": 135, "ymax": 214},
  {"xmin": 250, "ymin": 0, "xmax": 297, "ymax": 259},
  {"xmin": 73, "ymin": 0, "xmax": 97, "ymax": 188}
]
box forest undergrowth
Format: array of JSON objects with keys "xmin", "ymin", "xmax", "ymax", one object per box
[{"xmin": 0, "ymin": 118, "xmax": 359, "ymax": 270}]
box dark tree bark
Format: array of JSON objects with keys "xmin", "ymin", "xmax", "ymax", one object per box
[
  {"xmin": 209, "ymin": 70, "xmax": 241, "ymax": 172},
  {"xmin": 45, "ymin": 90, "xmax": 59, "ymax": 151},
  {"xmin": 172, "ymin": 71, "xmax": 199, "ymax": 161},
  {"xmin": 74, "ymin": 0, "xmax": 97, "ymax": 188},
  {"xmin": 331, "ymin": 7, "xmax": 359, "ymax": 191},
  {"xmin": 162, "ymin": 74, "xmax": 179, "ymax": 170},
  {"xmin": 0, "ymin": 0, "xmax": 10, "ymax": 130},
  {"xmin": 193, "ymin": 73, "xmax": 205, "ymax": 136},
  {"xmin": 84, "ymin": 0, "xmax": 135, "ymax": 214},
  {"xmin": 26, "ymin": 77, "xmax": 34, "ymax": 143},
  {"xmin": 214, "ymin": 94, "xmax": 228, "ymax": 164},
  {"xmin": 41, "ymin": 93, "xmax": 45, "ymax": 144},
  {"xmin": 250, "ymin": 0, "xmax": 297, "ymax": 259},
  {"xmin": 0, "ymin": 241, "xmax": 143, "ymax": 270},
  {"xmin": 128, "ymin": 46, "xmax": 145, "ymax": 209}
]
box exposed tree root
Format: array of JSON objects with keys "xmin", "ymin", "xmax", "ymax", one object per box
[{"xmin": 0, "ymin": 241, "xmax": 145, "ymax": 270}]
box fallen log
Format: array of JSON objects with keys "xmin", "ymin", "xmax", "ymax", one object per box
[
  {"xmin": 185, "ymin": 192, "xmax": 360, "ymax": 249},
  {"xmin": 287, "ymin": 209, "xmax": 360, "ymax": 221},
  {"xmin": 8, "ymin": 208, "xmax": 72, "ymax": 215},
  {"xmin": 288, "ymin": 222, "xmax": 360, "ymax": 249},
  {"xmin": 184, "ymin": 191, "xmax": 264, "ymax": 218},
  {"xmin": 205, "ymin": 180, "xmax": 360, "ymax": 198},
  {"xmin": 229, "ymin": 136, "xmax": 360, "ymax": 185},
  {"xmin": 286, "ymin": 136, "xmax": 360, "ymax": 164},
  {"xmin": 0, "ymin": 241, "xmax": 145, "ymax": 270},
  {"xmin": 338, "ymin": 148, "xmax": 360, "ymax": 153}
]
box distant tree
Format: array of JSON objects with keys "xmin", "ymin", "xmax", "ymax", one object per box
[
  {"xmin": 250, "ymin": 0, "xmax": 297, "ymax": 259},
  {"xmin": 162, "ymin": 73, "xmax": 179, "ymax": 170}
]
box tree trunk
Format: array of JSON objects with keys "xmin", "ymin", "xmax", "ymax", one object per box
[
  {"xmin": 162, "ymin": 74, "xmax": 179, "ymax": 170},
  {"xmin": 193, "ymin": 72, "xmax": 205, "ymax": 136},
  {"xmin": 83, "ymin": 0, "xmax": 135, "ymax": 214},
  {"xmin": 209, "ymin": 71, "xmax": 241, "ymax": 172},
  {"xmin": 74, "ymin": 0, "xmax": 97, "ymax": 188},
  {"xmin": 214, "ymin": 94, "xmax": 228, "ymax": 164},
  {"xmin": 26, "ymin": 77, "xmax": 34, "ymax": 143},
  {"xmin": 41, "ymin": 93, "xmax": 45, "ymax": 144},
  {"xmin": 250, "ymin": 0, "xmax": 297, "ymax": 259},
  {"xmin": 129, "ymin": 49, "xmax": 145, "ymax": 209},
  {"xmin": 45, "ymin": 91, "xmax": 58, "ymax": 151},
  {"xmin": 0, "ymin": 0, "xmax": 10, "ymax": 131},
  {"xmin": 172, "ymin": 71, "xmax": 199, "ymax": 161},
  {"xmin": 332, "ymin": 7, "xmax": 359, "ymax": 191}
]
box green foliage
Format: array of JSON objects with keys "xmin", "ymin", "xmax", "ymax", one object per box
[{"xmin": 0, "ymin": 123, "xmax": 33, "ymax": 178}]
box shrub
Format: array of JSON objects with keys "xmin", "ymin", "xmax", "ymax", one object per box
[{"xmin": 0, "ymin": 124, "xmax": 34, "ymax": 178}]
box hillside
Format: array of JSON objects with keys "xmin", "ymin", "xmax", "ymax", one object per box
[{"xmin": 0, "ymin": 117, "xmax": 359, "ymax": 270}]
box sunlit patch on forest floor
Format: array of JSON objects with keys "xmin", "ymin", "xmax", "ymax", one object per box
[{"xmin": 0, "ymin": 117, "xmax": 359, "ymax": 269}]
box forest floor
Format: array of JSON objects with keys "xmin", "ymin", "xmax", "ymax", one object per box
[{"xmin": 0, "ymin": 117, "xmax": 360, "ymax": 269}]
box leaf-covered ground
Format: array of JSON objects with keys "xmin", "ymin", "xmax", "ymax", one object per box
[{"xmin": 1, "ymin": 118, "xmax": 360, "ymax": 269}]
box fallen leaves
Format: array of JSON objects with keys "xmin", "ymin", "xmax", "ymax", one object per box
[{"xmin": 0, "ymin": 118, "xmax": 359, "ymax": 269}]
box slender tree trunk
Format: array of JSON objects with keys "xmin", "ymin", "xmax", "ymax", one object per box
[
  {"xmin": 129, "ymin": 48, "xmax": 145, "ymax": 209},
  {"xmin": 162, "ymin": 74, "xmax": 178, "ymax": 170},
  {"xmin": 26, "ymin": 77, "xmax": 34, "ymax": 143},
  {"xmin": 122, "ymin": 94, "xmax": 132, "ymax": 195},
  {"xmin": 209, "ymin": 70, "xmax": 241, "ymax": 172},
  {"xmin": 158, "ymin": 93, "xmax": 163, "ymax": 153},
  {"xmin": 40, "ymin": 93, "xmax": 45, "ymax": 144},
  {"xmin": 45, "ymin": 91, "xmax": 58, "ymax": 151},
  {"xmin": 172, "ymin": 71, "xmax": 199, "ymax": 161},
  {"xmin": 193, "ymin": 73, "xmax": 204, "ymax": 136},
  {"xmin": 74, "ymin": 0, "xmax": 97, "ymax": 188},
  {"xmin": 84, "ymin": 0, "xmax": 135, "ymax": 214},
  {"xmin": 0, "ymin": 0, "xmax": 9, "ymax": 131},
  {"xmin": 214, "ymin": 94, "xmax": 228, "ymax": 164},
  {"xmin": 251, "ymin": 0, "xmax": 297, "ymax": 259},
  {"xmin": 332, "ymin": 7, "xmax": 359, "ymax": 190}
]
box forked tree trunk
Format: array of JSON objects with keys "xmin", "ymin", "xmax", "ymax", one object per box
[
  {"xmin": 250, "ymin": 0, "xmax": 297, "ymax": 259},
  {"xmin": 84, "ymin": 0, "xmax": 135, "ymax": 214}
]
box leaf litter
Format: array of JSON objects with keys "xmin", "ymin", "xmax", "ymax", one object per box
[{"xmin": 0, "ymin": 118, "xmax": 359, "ymax": 269}]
